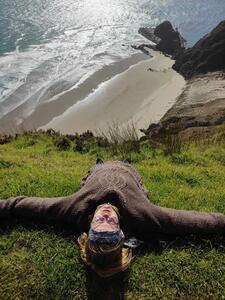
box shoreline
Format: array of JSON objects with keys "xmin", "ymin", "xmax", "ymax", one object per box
[
  {"xmin": 41, "ymin": 49, "xmax": 185, "ymax": 138},
  {"xmin": 0, "ymin": 49, "xmax": 186, "ymax": 137},
  {"xmin": 0, "ymin": 52, "xmax": 150, "ymax": 134}
]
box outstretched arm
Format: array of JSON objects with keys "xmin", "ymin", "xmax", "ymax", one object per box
[
  {"xmin": 143, "ymin": 203, "xmax": 225, "ymax": 237},
  {"xmin": 0, "ymin": 190, "xmax": 87, "ymax": 226}
]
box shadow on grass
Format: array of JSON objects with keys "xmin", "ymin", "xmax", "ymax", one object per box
[
  {"xmin": 1, "ymin": 219, "xmax": 225, "ymax": 300},
  {"xmin": 134, "ymin": 234, "xmax": 225, "ymax": 257},
  {"xmin": 0, "ymin": 218, "xmax": 77, "ymax": 239},
  {"xmin": 85, "ymin": 268, "xmax": 130, "ymax": 300},
  {"xmin": 0, "ymin": 218, "xmax": 130, "ymax": 300}
]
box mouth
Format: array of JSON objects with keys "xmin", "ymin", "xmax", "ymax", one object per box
[
  {"xmin": 98, "ymin": 204, "xmax": 112, "ymax": 210},
  {"xmin": 101, "ymin": 207, "xmax": 112, "ymax": 214},
  {"xmin": 96, "ymin": 203, "xmax": 119, "ymax": 217}
]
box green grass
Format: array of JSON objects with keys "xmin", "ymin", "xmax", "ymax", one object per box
[{"xmin": 0, "ymin": 132, "xmax": 225, "ymax": 299}]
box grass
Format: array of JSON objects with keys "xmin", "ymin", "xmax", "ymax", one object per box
[{"xmin": 0, "ymin": 131, "xmax": 225, "ymax": 299}]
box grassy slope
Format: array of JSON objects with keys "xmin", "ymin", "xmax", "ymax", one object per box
[{"xmin": 0, "ymin": 132, "xmax": 225, "ymax": 300}]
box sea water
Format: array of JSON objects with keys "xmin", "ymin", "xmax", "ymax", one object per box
[{"xmin": 0, "ymin": 0, "xmax": 225, "ymax": 123}]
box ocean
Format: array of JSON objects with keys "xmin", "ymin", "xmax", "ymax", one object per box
[{"xmin": 0, "ymin": 0, "xmax": 225, "ymax": 132}]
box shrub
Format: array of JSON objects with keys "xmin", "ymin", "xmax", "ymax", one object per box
[
  {"xmin": 96, "ymin": 136, "xmax": 110, "ymax": 148},
  {"xmin": 74, "ymin": 139, "xmax": 84, "ymax": 152},
  {"xmin": 80, "ymin": 130, "xmax": 94, "ymax": 139},
  {"xmin": 54, "ymin": 137, "xmax": 71, "ymax": 151},
  {"xmin": 73, "ymin": 139, "xmax": 90, "ymax": 153},
  {"xmin": 0, "ymin": 134, "xmax": 13, "ymax": 145},
  {"xmin": 65, "ymin": 133, "xmax": 80, "ymax": 142},
  {"xmin": 45, "ymin": 128, "xmax": 60, "ymax": 137}
]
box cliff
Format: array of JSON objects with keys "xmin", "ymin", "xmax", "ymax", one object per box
[
  {"xmin": 139, "ymin": 21, "xmax": 185, "ymax": 56},
  {"xmin": 173, "ymin": 20, "xmax": 225, "ymax": 79},
  {"xmin": 142, "ymin": 20, "xmax": 225, "ymax": 141}
]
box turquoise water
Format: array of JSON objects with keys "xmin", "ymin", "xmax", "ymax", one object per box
[{"xmin": 0, "ymin": 0, "xmax": 225, "ymax": 118}]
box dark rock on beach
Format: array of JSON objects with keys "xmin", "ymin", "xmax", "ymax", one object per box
[
  {"xmin": 154, "ymin": 21, "xmax": 186, "ymax": 56},
  {"xmin": 173, "ymin": 20, "xmax": 225, "ymax": 79},
  {"xmin": 131, "ymin": 44, "xmax": 153, "ymax": 55},
  {"xmin": 138, "ymin": 27, "xmax": 160, "ymax": 45},
  {"xmin": 139, "ymin": 21, "xmax": 186, "ymax": 56}
]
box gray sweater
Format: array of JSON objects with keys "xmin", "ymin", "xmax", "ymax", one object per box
[{"xmin": 0, "ymin": 161, "xmax": 225, "ymax": 239}]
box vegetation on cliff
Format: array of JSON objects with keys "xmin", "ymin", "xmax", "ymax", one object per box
[{"xmin": 0, "ymin": 131, "xmax": 225, "ymax": 299}]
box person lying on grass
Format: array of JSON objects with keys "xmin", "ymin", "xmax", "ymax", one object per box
[{"xmin": 0, "ymin": 159, "xmax": 225, "ymax": 277}]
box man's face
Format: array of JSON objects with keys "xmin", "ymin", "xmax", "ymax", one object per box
[{"xmin": 91, "ymin": 204, "xmax": 120, "ymax": 232}]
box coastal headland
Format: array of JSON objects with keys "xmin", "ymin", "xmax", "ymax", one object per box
[{"xmin": 141, "ymin": 20, "xmax": 225, "ymax": 141}]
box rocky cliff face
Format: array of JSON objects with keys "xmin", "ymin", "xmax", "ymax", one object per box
[{"xmin": 173, "ymin": 20, "xmax": 225, "ymax": 79}]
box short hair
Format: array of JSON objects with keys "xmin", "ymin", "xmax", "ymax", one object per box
[{"xmin": 78, "ymin": 232, "xmax": 132, "ymax": 278}]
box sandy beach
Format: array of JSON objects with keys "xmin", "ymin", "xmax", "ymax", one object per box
[
  {"xmin": 0, "ymin": 53, "xmax": 149, "ymax": 134},
  {"xmin": 0, "ymin": 49, "xmax": 185, "ymax": 136},
  {"xmin": 41, "ymin": 49, "xmax": 185, "ymax": 137}
]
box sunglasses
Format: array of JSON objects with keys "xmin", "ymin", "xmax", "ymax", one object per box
[{"xmin": 93, "ymin": 215, "xmax": 119, "ymax": 226}]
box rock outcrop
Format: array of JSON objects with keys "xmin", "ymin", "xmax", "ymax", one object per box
[
  {"xmin": 154, "ymin": 21, "xmax": 186, "ymax": 56},
  {"xmin": 138, "ymin": 27, "xmax": 160, "ymax": 45},
  {"xmin": 173, "ymin": 20, "xmax": 225, "ymax": 79},
  {"xmin": 139, "ymin": 21, "xmax": 186, "ymax": 56}
]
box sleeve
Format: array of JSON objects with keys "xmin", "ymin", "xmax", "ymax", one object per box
[
  {"xmin": 0, "ymin": 191, "xmax": 86, "ymax": 225},
  {"xmin": 142, "ymin": 203, "xmax": 225, "ymax": 236}
]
